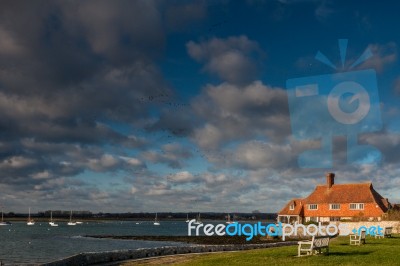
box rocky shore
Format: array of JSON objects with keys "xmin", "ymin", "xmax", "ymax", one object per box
[{"xmin": 43, "ymin": 239, "xmax": 297, "ymax": 266}]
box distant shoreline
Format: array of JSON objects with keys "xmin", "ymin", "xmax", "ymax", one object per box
[
  {"xmin": 3, "ymin": 218, "xmax": 277, "ymax": 223},
  {"xmin": 0, "ymin": 212, "xmax": 278, "ymax": 222}
]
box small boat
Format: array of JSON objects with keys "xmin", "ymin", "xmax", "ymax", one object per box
[
  {"xmin": 185, "ymin": 213, "xmax": 190, "ymax": 223},
  {"xmin": 226, "ymin": 213, "xmax": 232, "ymax": 224},
  {"xmin": 49, "ymin": 211, "xmax": 58, "ymax": 227},
  {"xmin": 153, "ymin": 213, "xmax": 160, "ymax": 225},
  {"xmin": 226, "ymin": 214, "xmax": 237, "ymax": 224},
  {"xmin": 75, "ymin": 221, "xmax": 83, "ymax": 224},
  {"xmin": 27, "ymin": 208, "xmax": 35, "ymax": 225},
  {"xmin": 67, "ymin": 210, "xmax": 76, "ymax": 226},
  {"xmin": 194, "ymin": 213, "xmax": 202, "ymax": 225},
  {"xmin": 0, "ymin": 208, "xmax": 12, "ymax": 226}
]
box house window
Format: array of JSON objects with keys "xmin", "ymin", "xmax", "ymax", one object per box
[
  {"xmin": 349, "ymin": 203, "xmax": 364, "ymax": 210},
  {"xmin": 289, "ymin": 204, "xmax": 295, "ymax": 210},
  {"xmin": 329, "ymin": 204, "xmax": 341, "ymax": 210},
  {"xmin": 308, "ymin": 204, "xmax": 318, "ymax": 210}
]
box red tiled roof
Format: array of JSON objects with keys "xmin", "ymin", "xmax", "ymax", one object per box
[
  {"xmin": 278, "ymin": 198, "xmax": 304, "ymax": 216},
  {"xmin": 278, "ymin": 179, "xmax": 391, "ymax": 216},
  {"xmin": 306, "ymin": 183, "xmax": 369, "ymax": 203}
]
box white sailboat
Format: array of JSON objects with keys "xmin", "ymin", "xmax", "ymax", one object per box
[
  {"xmin": 0, "ymin": 208, "xmax": 11, "ymax": 226},
  {"xmin": 194, "ymin": 213, "xmax": 202, "ymax": 225},
  {"xmin": 67, "ymin": 210, "xmax": 76, "ymax": 226},
  {"xmin": 185, "ymin": 213, "xmax": 190, "ymax": 223},
  {"xmin": 49, "ymin": 211, "xmax": 58, "ymax": 227},
  {"xmin": 27, "ymin": 208, "xmax": 35, "ymax": 225},
  {"xmin": 226, "ymin": 213, "xmax": 232, "ymax": 224},
  {"xmin": 153, "ymin": 213, "xmax": 160, "ymax": 225},
  {"xmin": 226, "ymin": 213, "xmax": 236, "ymax": 224}
]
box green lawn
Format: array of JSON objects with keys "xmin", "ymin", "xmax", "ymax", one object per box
[{"xmin": 128, "ymin": 235, "xmax": 400, "ymax": 266}]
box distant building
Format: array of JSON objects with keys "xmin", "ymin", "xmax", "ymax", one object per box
[{"xmin": 278, "ymin": 173, "xmax": 391, "ymax": 223}]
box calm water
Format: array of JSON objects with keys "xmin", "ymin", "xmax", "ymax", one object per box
[{"xmin": 0, "ymin": 220, "xmax": 195, "ymax": 265}]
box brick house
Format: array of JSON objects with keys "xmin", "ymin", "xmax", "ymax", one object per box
[{"xmin": 278, "ymin": 173, "xmax": 391, "ymax": 223}]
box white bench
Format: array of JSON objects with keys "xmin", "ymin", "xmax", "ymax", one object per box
[
  {"xmin": 350, "ymin": 230, "xmax": 366, "ymax": 245},
  {"xmin": 375, "ymin": 227, "xmax": 393, "ymax": 238},
  {"xmin": 385, "ymin": 227, "xmax": 393, "ymax": 237},
  {"xmin": 298, "ymin": 236, "xmax": 330, "ymax": 256}
]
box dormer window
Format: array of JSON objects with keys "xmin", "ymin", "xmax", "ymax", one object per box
[
  {"xmin": 350, "ymin": 203, "xmax": 364, "ymax": 210},
  {"xmin": 289, "ymin": 204, "xmax": 295, "ymax": 210},
  {"xmin": 308, "ymin": 204, "xmax": 318, "ymax": 210},
  {"xmin": 329, "ymin": 203, "xmax": 341, "ymax": 210}
]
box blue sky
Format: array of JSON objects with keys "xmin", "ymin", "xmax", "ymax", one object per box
[{"xmin": 1, "ymin": 0, "xmax": 400, "ymax": 213}]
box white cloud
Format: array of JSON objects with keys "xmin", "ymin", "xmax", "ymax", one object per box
[
  {"xmin": 131, "ymin": 186, "xmax": 139, "ymax": 194},
  {"xmin": 87, "ymin": 154, "xmax": 119, "ymax": 172},
  {"xmin": 31, "ymin": 171, "xmax": 52, "ymax": 180},
  {"xmin": 120, "ymin": 156, "xmax": 144, "ymax": 167},
  {"xmin": 187, "ymin": 36, "xmax": 261, "ymax": 85},
  {"xmin": 167, "ymin": 171, "xmax": 196, "ymax": 183},
  {"xmin": 202, "ymin": 173, "xmax": 228, "ymax": 185},
  {"xmin": 141, "ymin": 143, "xmax": 192, "ymax": 169},
  {"xmin": 0, "ymin": 156, "xmax": 37, "ymax": 169}
]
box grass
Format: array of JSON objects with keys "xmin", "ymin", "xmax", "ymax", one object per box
[{"xmin": 122, "ymin": 235, "xmax": 400, "ymax": 266}]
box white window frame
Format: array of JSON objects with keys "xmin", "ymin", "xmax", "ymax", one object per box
[
  {"xmin": 308, "ymin": 204, "xmax": 318, "ymax": 210},
  {"xmin": 289, "ymin": 204, "xmax": 295, "ymax": 210},
  {"xmin": 329, "ymin": 203, "xmax": 341, "ymax": 210},
  {"xmin": 349, "ymin": 203, "xmax": 364, "ymax": 210}
]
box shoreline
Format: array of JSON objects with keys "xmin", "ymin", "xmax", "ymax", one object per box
[{"xmin": 43, "ymin": 241, "xmax": 298, "ymax": 266}]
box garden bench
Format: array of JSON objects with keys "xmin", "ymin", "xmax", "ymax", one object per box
[
  {"xmin": 375, "ymin": 226, "xmax": 393, "ymax": 238},
  {"xmin": 385, "ymin": 227, "xmax": 393, "ymax": 237},
  {"xmin": 298, "ymin": 235, "xmax": 330, "ymax": 256},
  {"xmin": 350, "ymin": 230, "xmax": 366, "ymax": 245}
]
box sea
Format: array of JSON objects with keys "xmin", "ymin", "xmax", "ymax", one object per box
[
  {"xmin": 0, "ymin": 219, "xmax": 274, "ymax": 265},
  {"xmin": 0, "ymin": 220, "xmax": 199, "ymax": 265}
]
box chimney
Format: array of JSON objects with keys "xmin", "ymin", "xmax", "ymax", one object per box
[{"xmin": 326, "ymin": 173, "xmax": 335, "ymax": 188}]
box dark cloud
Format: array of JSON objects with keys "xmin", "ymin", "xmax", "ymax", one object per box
[
  {"xmin": 192, "ymin": 81, "xmax": 290, "ymax": 149},
  {"xmin": 165, "ymin": 2, "xmax": 207, "ymax": 31},
  {"xmin": 147, "ymin": 105, "xmax": 197, "ymax": 137},
  {"xmin": 0, "ymin": 0, "xmax": 175, "ymax": 211}
]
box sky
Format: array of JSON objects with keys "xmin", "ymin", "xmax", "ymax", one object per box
[{"xmin": 1, "ymin": 0, "xmax": 400, "ymax": 213}]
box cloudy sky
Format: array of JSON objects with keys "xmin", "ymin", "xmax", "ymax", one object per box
[{"xmin": 1, "ymin": 0, "xmax": 400, "ymax": 213}]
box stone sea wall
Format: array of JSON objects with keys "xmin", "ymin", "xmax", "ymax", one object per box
[
  {"xmin": 41, "ymin": 241, "xmax": 297, "ymax": 266},
  {"xmin": 338, "ymin": 221, "xmax": 400, "ymax": 233},
  {"xmin": 280, "ymin": 221, "xmax": 400, "ymax": 235}
]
